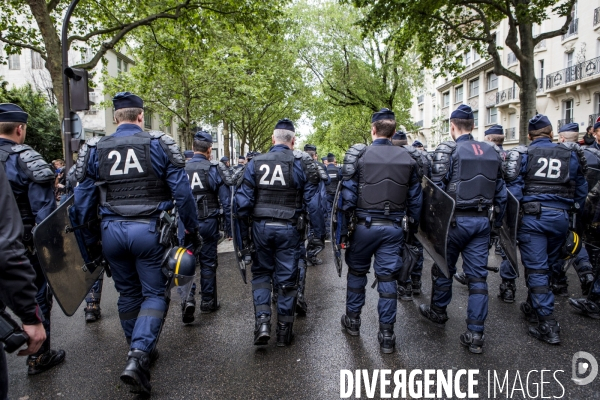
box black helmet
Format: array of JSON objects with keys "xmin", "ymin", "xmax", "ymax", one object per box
[
  {"xmin": 560, "ymin": 231, "xmax": 582, "ymax": 260},
  {"xmin": 163, "ymin": 247, "xmax": 196, "ymax": 286}
]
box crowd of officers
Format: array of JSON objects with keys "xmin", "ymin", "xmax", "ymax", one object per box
[{"xmin": 0, "ymin": 92, "xmax": 599, "ymax": 397}]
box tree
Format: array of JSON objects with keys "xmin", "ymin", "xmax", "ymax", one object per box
[
  {"xmin": 349, "ymin": 0, "xmax": 578, "ymax": 144},
  {"xmin": 0, "ymin": 79, "xmax": 63, "ymax": 162}
]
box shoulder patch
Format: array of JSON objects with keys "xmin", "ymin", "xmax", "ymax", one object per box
[
  {"xmin": 342, "ymin": 143, "xmax": 367, "ymax": 180},
  {"xmin": 430, "ymin": 141, "xmax": 456, "ymax": 182},
  {"xmin": 151, "ymin": 131, "xmax": 185, "ymax": 168},
  {"xmin": 294, "ymin": 150, "xmax": 320, "ymax": 184},
  {"xmin": 74, "ymin": 137, "xmax": 100, "ymax": 182},
  {"xmin": 502, "ymin": 147, "xmax": 526, "ymax": 182},
  {"xmin": 14, "ymin": 146, "xmax": 54, "ymax": 184}
]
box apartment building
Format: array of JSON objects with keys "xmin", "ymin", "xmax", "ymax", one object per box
[{"xmin": 410, "ymin": 0, "xmax": 600, "ymax": 150}]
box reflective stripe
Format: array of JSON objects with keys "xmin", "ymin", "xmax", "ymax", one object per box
[{"xmin": 174, "ymin": 247, "xmax": 186, "ymax": 286}]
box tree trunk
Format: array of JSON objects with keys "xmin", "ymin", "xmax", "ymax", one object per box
[
  {"xmin": 517, "ymin": 26, "xmax": 538, "ymax": 145},
  {"xmin": 222, "ymin": 119, "xmax": 230, "ymax": 158}
]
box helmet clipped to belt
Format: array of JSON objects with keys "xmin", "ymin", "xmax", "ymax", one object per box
[
  {"xmin": 163, "ymin": 247, "xmax": 196, "ymax": 287},
  {"xmin": 560, "ymin": 231, "xmax": 582, "ymax": 260}
]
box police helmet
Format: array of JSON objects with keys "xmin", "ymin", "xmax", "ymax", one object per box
[
  {"xmin": 163, "ymin": 247, "xmax": 196, "ymax": 286},
  {"xmin": 560, "ymin": 231, "xmax": 582, "ymax": 260}
]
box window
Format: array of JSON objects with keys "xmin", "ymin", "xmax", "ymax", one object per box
[
  {"xmin": 564, "ymin": 99, "xmax": 574, "ymax": 121},
  {"xmin": 538, "ymin": 60, "xmax": 545, "ymax": 78},
  {"xmin": 8, "ymin": 53, "xmax": 20, "ymax": 70},
  {"xmin": 473, "ymin": 50, "xmax": 480, "ymax": 62},
  {"xmin": 473, "ymin": 111, "xmax": 479, "ymax": 126},
  {"xmin": 442, "ymin": 119, "xmax": 450, "ymax": 133},
  {"xmin": 81, "ymin": 48, "xmax": 93, "ymax": 64},
  {"xmin": 469, "ymin": 79, "xmax": 479, "ymax": 97},
  {"xmin": 566, "ymin": 52, "xmax": 574, "ymax": 68},
  {"xmin": 117, "ymin": 57, "xmax": 122, "ymax": 74},
  {"xmin": 487, "ymin": 72, "xmax": 498, "ymax": 90},
  {"xmin": 31, "ymin": 50, "xmax": 43, "ymax": 69},
  {"xmin": 144, "ymin": 110, "xmax": 152, "ymax": 129},
  {"xmin": 597, "ymin": 93, "xmax": 600, "ymax": 114},
  {"xmin": 464, "ymin": 51, "xmax": 471, "ymax": 66},
  {"xmin": 488, "ymin": 107, "xmax": 498, "ymax": 124},
  {"xmin": 455, "ymin": 86, "xmax": 463, "ymax": 103},
  {"xmin": 442, "ymin": 91, "xmax": 450, "ymax": 107}
]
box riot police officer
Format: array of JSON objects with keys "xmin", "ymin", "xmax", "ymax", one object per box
[
  {"xmin": 325, "ymin": 153, "xmax": 340, "ymax": 240},
  {"xmin": 235, "ymin": 156, "xmax": 246, "ymax": 170},
  {"xmin": 504, "ymin": 114, "xmax": 587, "ymax": 344},
  {"xmin": 338, "ymin": 109, "xmax": 422, "ymax": 354},
  {"xmin": 181, "ymin": 131, "xmax": 232, "ymax": 323},
  {"xmin": 391, "ymin": 130, "xmax": 431, "ymax": 300},
  {"xmin": 73, "ymin": 92, "xmax": 201, "ymax": 394},
  {"xmin": 304, "ymin": 144, "xmax": 329, "ymax": 265},
  {"xmin": 419, "ymin": 105, "xmax": 507, "ymax": 354},
  {"xmin": 0, "ymin": 103, "xmax": 66, "ymax": 375},
  {"xmin": 234, "ymin": 119, "xmax": 324, "ymax": 347}
]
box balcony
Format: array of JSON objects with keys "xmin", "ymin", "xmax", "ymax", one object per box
[
  {"xmin": 589, "ymin": 113, "xmax": 600, "ymax": 126},
  {"xmin": 496, "ymin": 87, "xmax": 519, "ymax": 105},
  {"xmin": 536, "ymin": 77, "xmax": 544, "ymax": 93},
  {"xmin": 546, "ymin": 55, "xmax": 600, "ymax": 91},
  {"xmin": 562, "ymin": 18, "xmax": 578, "ymax": 41},
  {"xmin": 417, "ymin": 94, "xmax": 424, "ymax": 104},
  {"xmin": 507, "ymin": 52, "xmax": 517, "ymax": 65},
  {"xmin": 415, "ymin": 120, "xmax": 424, "ymax": 128},
  {"xmin": 505, "ymin": 127, "xmax": 517, "ymax": 141},
  {"xmin": 557, "ymin": 118, "xmax": 575, "ymax": 130},
  {"xmin": 595, "ymin": 8, "xmax": 600, "ymax": 27}
]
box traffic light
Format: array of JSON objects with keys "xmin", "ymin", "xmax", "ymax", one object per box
[{"xmin": 64, "ymin": 67, "xmax": 90, "ymax": 111}]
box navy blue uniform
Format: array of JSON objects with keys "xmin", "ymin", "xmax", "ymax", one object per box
[
  {"xmin": 506, "ymin": 137, "xmax": 587, "ymax": 319},
  {"xmin": 325, "ymin": 163, "xmax": 340, "ymax": 236},
  {"xmin": 340, "ymin": 139, "xmax": 422, "ymax": 325},
  {"xmin": 430, "ymin": 135, "xmax": 506, "ymax": 333},
  {"xmin": 235, "ymin": 144, "xmax": 324, "ymax": 325},
  {"xmin": 73, "ymin": 124, "xmax": 198, "ymax": 352}
]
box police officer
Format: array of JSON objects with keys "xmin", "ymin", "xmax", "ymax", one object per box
[
  {"xmin": 184, "ymin": 150, "xmax": 194, "ymax": 161},
  {"xmin": 304, "ymin": 144, "xmax": 330, "ymax": 265},
  {"xmin": 234, "ymin": 119, "xmax": 324, "ymax": 347},
  {"xmin": 419, "ymin": 105, "xmax": 506, "ymax": 354},
  {"xmin": 181, "ymin": 131, "xmax": 232, "ymax": 323},
  {"xmin": 550, "ymin": 123, "xmax": 595, "ymax": 297},
  {"xmin": 0, "ymin": 161, "xmax": 47, "ymax": 399},
  {"xmin": 391, "ymin": 130, "xmax": 431, "ymax": 300},
  {"xmin": 503, "ymin": 114, "xmax": 587, "ymax": 344},
  {"xmin": 73, "ymin": 92, "xmax": 201, "ymax": 394},
  {"xmin": 412, "ymin": 140, "xmax": 425, "ymax": 151},
  {"xmin": 338, "ymin": 109, "xmax": 422, "ymax": 354},
  {"xmin": 235, "ymin": 156, "xmax": 246, "ymax": 170},
  {"xmin": 325, "ymin": 153, "xmax": 340, "ymax": 240},
  {"xmin": 0, "ymin": 103, "xmax": 66, "ymax": 374},
  {"xmin": 220, "ymin": 156, "xmax": 231, "ymax": 169}
]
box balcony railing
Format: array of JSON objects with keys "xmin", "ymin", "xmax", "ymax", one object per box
[
  {"xmin": 507, "ymin": 52, "xmax": 517, "ymax": 65},
  {"xmin": 534, "ymin": 39, "xmax": 546, "ymax": 51},
  {"xmin": 558, "ymin": 118, "xmax": 575, "ymax": 130},
  {"xmin": 505, "ymin": 128, "xmax": 517, "ymax": 141},
  {"xmin": 546, "ymin": 55, "xmax": 600, "ymax": 90},
  {"xmin": 496, "ymin": 87, "xmax": 519, "ymax": 104},
  {"xmin": 417, "ymin": 94, "xmax": 424, "ymax": 104},
  {"xmin": 589, "ymin": 113, "xmax": 600, "ymax": 127},
  {"xmin": 595, "ymin": 8, "xmax": 600, "ymax": 26},
  {"xmin": 415, "ymin": 120, "xmax": 424, "ymax": 128},
  {"xmin": 562, "ymin": 18, "xmax": 578, "ymax": 41},
  {"xmin": 536, "ymin": 77, "xmax": 544, "ymax": 93}
]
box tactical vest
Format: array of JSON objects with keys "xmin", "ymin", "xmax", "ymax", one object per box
[
  {"xmin": 253, "ymin": 150, "xmax": 302, "ymax": 220},
  {"xmin": 524, "ymin": 145, "xmax": 574, "ymax": 199},
  {"xmin": 356, "ymin": 145, "xmax": 412, "ymax": 212},
  {"xmin": 96, "ymin": 131, "xmax": 171, "ymax": 216},
  {"xmin": 185, "ymin": 159, "xmax": 219, "ymax": 219},
  {"xmin": 0, "ymin": 145, "xmax": 35, "ymax": 224},
  {"xmin": 584, "ymin": 147, "xmax": 600, "ymax": 192},
  {"xmin": 326, "ymin": 163, "xmax": 339, "ymax": 195},
  {"xmin": 447, "ymin": 140, "xmax": 499, "ymax": 208}
]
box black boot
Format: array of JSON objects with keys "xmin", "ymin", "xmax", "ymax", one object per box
[
  {"xmin": 276, "ymin": 321, "xmax": 294, "ymax": 347},
  {"xmin": 498, "ymin": 280, "xmax": 516, "ymax": 303},
  {"xmin": 569, "ymin": 294, "xmax": 600, "ymax": 319},
  {"xmin": 397, "ymin": 282, "xmax": 413, "ymax": 301},
  {"xmin": 181, "ymin": 298, "xmax": 196, "ymax": 324},
  {"xmin": 528, "ymin": 317, "xmax": 561, "ymax": 345},
  {"xmin": 296, "ymin": 291, "xmax": 308, "ymax": 317},
  {"xmin": 253, "ymin": 315, "xmax": 271, "ymax": 345},
  {"xmin": 120, "ymin": 349, "xmax": 152, "ymax": 395},
  {"xmin": 411, "ymin": 277, "xmax": 422, "ymax": 296},
  {"xmin": 551, "ymin": 283, "xmax": 569, "ymax": 297},
  {"xmin": 579, "ymin": 273, "xmax": 594, "ymax": 296},
  {"xmin": 84, "ymin": 301, "xmax": 101, "ymax": 323},
  {"xmin": 459, "ymin": 330, "xmax": 485, "ymax": 354},
  {"xmin": 453, "ymin": 272, "xmax": 467, "ymax": 285},
  {"xmin": 27, "ymin": 348, "xmax": 66, "ymax": 375},
  {"xmin": 200, "ymin": 298, "xmax": 220, "ymax": 314},
  {"xmin": 494, "ymin": 243, "xmax": 503, "ymax": 255},
  {"xmin": 378, "ymin": 323, "xmax": 396, "ymax": 354},
  {"xmin": 419, "ymin": 304, "xmax": 448, "ymax": 327},
  {"xmin": 520, "ymin": 301, "xmax": 538, "ymax": 323},
  {"xmin": 341, "ymin": 312, "xmax": 361, "ymax": 336},
  {"xmin": 307, "ymin": 255, "xmax": 323, "ymax": 266}
]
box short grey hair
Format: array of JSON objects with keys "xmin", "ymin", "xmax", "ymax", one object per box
[
  {"xmin": 114, "ymin": 107, "xmax": 143, "ymax": 123},
  {"xmin": 559, "ymin": 131, "xmax": 579, "ymax": 142},
  {"xmin": 273, "ymin": 129, "xmax": 294, "ymax": 144}
]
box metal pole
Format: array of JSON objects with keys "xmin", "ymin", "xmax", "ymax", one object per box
[{"xmin": 61, "ymin": 0, "xmax": 81, "ymax": 171}]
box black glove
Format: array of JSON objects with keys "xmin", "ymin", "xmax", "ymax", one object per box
[
  {"xmin": 489, "ymin": 226, "xmax": 500, "ymax": 249},
  {"xmin": 184, "ymin": 230, "xmax": 203, "ymax": 254}
]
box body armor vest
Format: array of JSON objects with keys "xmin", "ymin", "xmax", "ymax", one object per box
[
  {"xmin": 326, "ymin": 163, "xmax": 339, "ymax": 195},
  {"xmin": 356, "ymin": 145, "xmax": 412, "ymax": 212},
  {"xmin": 524, "ymin": 145, "xmax": 574, "ymax": 199},
  {"xmin": 448, "ymin": 140, "xmax": 498, "ymax": 208},
  {"xmin": 185, "ymin": 160, "xmax": 219, "ymax": 219},
  {"xmin": 97, "ymin": 131, "xmax": 171, "ymax": 216},
  {"xmin": 253, "ymin": 150, "xmax": 301, "ymax": 220},
  {"xmin": 0, "ymin": 145, "xmax": 35, "ymax": 224},
  {"xmin": 584, "ymin": 148, "xmax": 600, "ymax": 193}
]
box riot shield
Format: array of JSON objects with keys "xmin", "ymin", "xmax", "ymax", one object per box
[
  {"xmin": 330, "ymin": 181, "xmax": 344, "ymax": 277},
  {"xmin": 230, "ymin": 194, "xmax": 252, "ymax": 284},
  {"xmin": 578, "ymin": 184, "xmax": 600, "ymax": 247},
  {"xmin": 498, "ymin": 190, "xmax": 520, "ymax": 277},
  {"xmin": 32, "ymin": 196, "xmax": 104, "ymax": 316},
  {"xmin": 415, "ymin": 177, "xmax": 454, "ymax": 278}
]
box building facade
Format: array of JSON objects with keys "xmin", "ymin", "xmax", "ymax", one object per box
[{"xmin": 410, "ymin": 0, "xmax": 600, "ymax": 150}]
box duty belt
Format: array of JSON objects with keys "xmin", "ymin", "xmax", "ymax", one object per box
[
  {"xmin": 453, "ymin": 209, "xmax": 489, "ymax": 218},
  {"xmin": 256, "ymin": 217, "xmax": 297, "ymax": 226},
  {"xmin": 356, "ymin": 218, "xmax": 398, "ymax": 227}
]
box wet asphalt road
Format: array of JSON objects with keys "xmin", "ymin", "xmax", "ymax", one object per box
[{"xmin": 5, "ymin": 245, "xmax": 600, "ymax": 400}]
